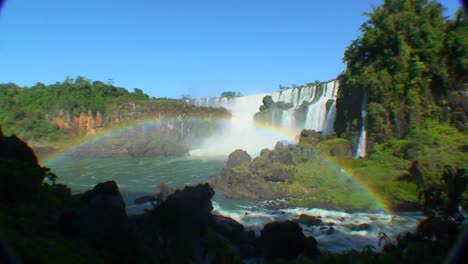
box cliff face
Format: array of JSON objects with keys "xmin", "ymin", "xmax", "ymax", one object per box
[
  {"xmin": 52, "ymin": 111, "xmax": 103, "ymax": 135},
  {"xmin": 49, "ymin": 101, "xmax": 230, "ymax": 136}
]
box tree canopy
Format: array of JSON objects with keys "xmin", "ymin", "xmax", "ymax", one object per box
[
  {"xmin": 220, "ymin": 91, "xmax": 242, "ymax": 98},
  {"xmin": 335, "ymin": 0, "xmax": 467, "ymax": 146}
]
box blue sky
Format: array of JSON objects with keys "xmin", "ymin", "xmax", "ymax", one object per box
[{"xmin": 0, "ymin": 0, "xmax": 462, "ymax": 98}]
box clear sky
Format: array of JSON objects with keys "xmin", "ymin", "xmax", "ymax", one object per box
[{"xmin": 0, "ymin": 0, "xmax": 463, "ymax": 98}]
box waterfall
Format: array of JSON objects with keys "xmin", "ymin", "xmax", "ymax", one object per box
[
  {"xmin": 322, "ymin": 101, "xmax": 336, "ymax": 136},
  {"xmin": 304, "ymin": 81, "xmax": 338, "ymax": 131},
  {"xmin": 189, "ymin": 80, "xmax": 339, "ymax": 156},
  {"xmin": 355, "ymin": 89, "xmax": 368, "ymax": 158}
]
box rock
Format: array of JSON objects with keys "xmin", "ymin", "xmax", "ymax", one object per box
[
  {"xmin": 319, "ymin": 226, "xmax": 335, "ymax": 235},
  {"xmin": 0, "ymin": 133, "xmax": 39, "ymax": 165},
  {"xmin": 153, "ymin": 183, "xmax": 215, "ymax": 234},
  {"xmin": 69, "ymin": 181, "xmax": 129, "ymax": 240},
  {"xmin": 155, "ymin": 183, "xmax": 175, "ymax": 201},
  {"xmin": 269, "ymin": 149, "xmax": 295, "ymax": 166},
  {"xmin": 417, "ymin": 216, "xmax": 458, "ymax": 241},
  {"xmin": 226, "ymin": 149, "xmax": 252, "ymax": 169},
  {"xmin": 257, "ymin": 220, "xmax": 319, "ymax": 259},
  {"xmin": 210, "ymin": 215, "xmax": 245, "ymax": 240},
  {"xmin": 59, "ymin": 181, "xmax": 137, "ymax": 263},
  {"xmin": 348, "ymin": 223, "xmax": 371, "ymax": 231},
  {"xmin": 0, "ymin": 130, "xmax": 45, "ymax": 203},
  {"xmin": 274, "ymin": 142, "xmax": 288, "ymax": 151},
  {"xmin": 134, "ymin": 195, "xmax": 156, "ymax": 204},
  {"xmin": 299, "ymin": 129, "xmax": 322, "ymax": 146},
  {"xmin": 260, "ymin": 148, "xmax": 271, "ymax": 157},
  {"xmin": 296, "ymin": 214, "xmax": 322, "ymax": 226},
  {"xmin": 140, "ymin": 183, "xmax": 246, "ymax": 263},
  {"xmin": 209, "ymin": 215, "xmax": 256, "ymax": 258},
  {"xmin": 215, "ymin": 147, "xmax": 296, "ymax": 199}
]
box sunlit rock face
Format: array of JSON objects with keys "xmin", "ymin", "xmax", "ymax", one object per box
[{"xmin": 189, "ymin": 80, "xmax": 339, "ymax": 156}]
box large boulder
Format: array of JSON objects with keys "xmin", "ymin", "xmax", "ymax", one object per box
[
  {"xmin": 295, "ymin": 214, "xmax": 322, "ymax": 226},
  {"xmin": 59, "ymin": 181, "xmax": 137, "ymax": 263},
  {"xmin": 64, "ymin": 181, "xmax": 129, "ymax": 240},
  {"xmin": 138, "ymin": 184, "xmax": 244, "ymax": 263},
  {"xmin": 257, "ymin": 221, "xmax": 319, "ymax": 260},
  {"xmin": 209, "ymin": 215, "xmax": 256, "ymax": 258},
  {"xmin": 0, "ymin": 128, "xmax": 45, "ymax": 203},
  {"xmin": 226, "ymin": 149, "xmax": 252, "ymax": 169},
  {"xmin": 152, "ymin": 183, "xmax": 215, "ymax": 235},
  {"xmin": 214, "ymin": 147, "xmax": 296, "ymax": 199},
  {"xmin": 299, "ymin": 129, "xmax": 322, "ymax": 147}
]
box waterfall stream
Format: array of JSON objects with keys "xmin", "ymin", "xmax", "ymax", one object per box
[
  {"xmin": 190, "ymin": 80, "xmax": 340, "ymax": 156},
  {"xmin": 356, "ymin": 89, "xmax": 368, "ymax": 158}
]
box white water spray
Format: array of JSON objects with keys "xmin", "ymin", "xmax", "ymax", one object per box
[
  {"xmin": 356, "ymin": 89, "xmax": 368, "ymax": 158},
  {"xmin": 190, "ymin": 80, "xmax": 339, "ymax": 156}
]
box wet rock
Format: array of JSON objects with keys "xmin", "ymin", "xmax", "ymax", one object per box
[
  {"xmin": 70, "ymin": 181, "xmax": 129, "ymax": 240},
  {"xmin": 209, "ymin": 215, "xmax": 256, "ymax": 258},
  {"xmin": 257, "ymin": 220, "xmax": 319, "ymax": 259},
  {"xmin": 59, "ymin": 181, "xmax": 137, "ymax": 263},
  {"xmin": 320, "ymin": 226, "xmax": 335, "ymax": 235},
  {"xmin": 210, "ymin": 215, "xmax": 246, "ymax": 241},
  {"xmin": 0, "ymin": 130, "xmax": 45, "ymax": 203},
  {"xmin": 348, "ymin": 223, "xmax": 371, "ymax": 231},
  {"xmin": 226, "ymin": 149, "xmax": 252, "ymax": 169},
  {"xmin": 295, "ymin": 214, "xmax": 322, "ymax": 226},
  {"xmin": 153, "ymin": 183, "xmax": 215, "ymax": 234},
  {"xmin": 134, "ymin": 195, "xmax": 156, "ymax": 204}
]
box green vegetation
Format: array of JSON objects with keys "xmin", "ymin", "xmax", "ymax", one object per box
[
  {"xmin": 220, "ymin": 91, "xmax": 242, "ymax": 98},
  {"xmin": 294, "ymin": 117, "xmax": 467, "ymax": 211},
  {"xmin": 301, "ymin": 0, "xmax": 468, "ymax": 211},
  {"xmin": 2, "ymin": 129, "xmax": 465, "ymax": 263},
  {"xmin": 335, "ymin": 0, "xmax": 467, "ymax": 148},
  {"xmin": 0, "ymin": 76, "xmax": 230, "ymax": 153}
]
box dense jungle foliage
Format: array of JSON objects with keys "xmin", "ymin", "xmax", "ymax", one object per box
[
  {"xmin": 335, "ymin": 0, "xmax": 467, "ymax": 146},
  {"xmin": 0, "ymin": 76, "xmax": 229, "ymax": 142}
]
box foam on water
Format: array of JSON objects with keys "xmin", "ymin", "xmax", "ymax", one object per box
[{"xmin": 211, "ymin": 201, "xmax": 423, "ymax": 252}]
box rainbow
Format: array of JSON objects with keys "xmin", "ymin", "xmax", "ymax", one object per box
[
  {"xmin": 313, "ymin": 154, "xmax": 391, "ymax": 212},
  {"xmin": 253, "ymin": 122, "xmax": 300, "ymax": 143},
  {"xmin": 41, "ymin": 118, "xmax": 391, "ymax": 213},
  {"xmin": 41, "ymin": 117, "xmax": 230, "ymax": 164}
]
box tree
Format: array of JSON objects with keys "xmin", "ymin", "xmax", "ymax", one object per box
[
  {"xmin": 180, "ymin": 94, "xmax": 192, "ymax": 101},
  {"xmin": 220, "ymin": 91, "xmax": 241, "ymax": 98},
  {"xmin": 335, "ymin": 0, "xmax": 466, "ymax": 147},
  {"xmin": 131, "ymin": 88, "xmax": 150, "ymax": 100}
]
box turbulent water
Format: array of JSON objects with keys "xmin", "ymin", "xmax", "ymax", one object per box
[{"xmin": 47, "ymin": 155, "xmax": 422, "ymax": 252}]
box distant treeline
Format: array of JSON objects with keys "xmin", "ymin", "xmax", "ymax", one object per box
[{"xmin": 0, "ymin": 76, "xmax": 227, "ymax": 141}]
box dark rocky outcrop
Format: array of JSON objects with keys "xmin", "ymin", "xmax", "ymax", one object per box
[
  {"xmin": 59, "ymin": 181, "xmax": 137, "ymax": 262},
  {"xmin": 257, "ymin": 220, "xmax": 319, "ymax": 260},
  {"xmin": 225, "ymin": 149, "xmax": 252, "ymax": 168},
  {"xmin": 0, "ymin": 127, "xmax": 39, "ymax": 165},
  {"xmin": 209, "ymin": 215, "xmax": 257, "ymax": 259},
  {"xmin": 0, "ymin": 127, "xmax": 46, "ymax": 203},
  {"xmin": 214, "ymin": 144, "xmax": 298, "ymax": 199},
  {"xmin": 134, "ymin": 194, "xmax": 157, "ymax": 204},
  {"xmin": 133, "ymin": 183, "xmax": 244, "ymax": 263},
  {"xmin": 154, "ymin": 183, "xmax": 215, "ymax": 233},
  {"xmin": 295, "ymin": 214, "xmax": 322, "ymax": 226}
]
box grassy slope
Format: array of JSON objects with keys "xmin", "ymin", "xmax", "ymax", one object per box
[{"xmin": 285, "ymin": 121, "xmax": 466, "ymax": 211}]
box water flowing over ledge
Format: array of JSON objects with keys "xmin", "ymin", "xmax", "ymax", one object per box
[{"xmin": 189, "ymin": 80, "xmax": 341, "ymax": 156}]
